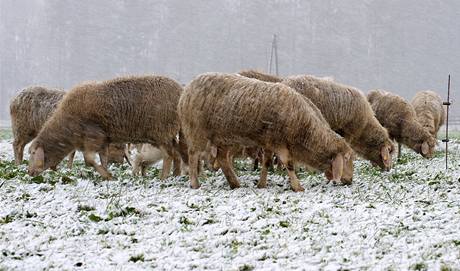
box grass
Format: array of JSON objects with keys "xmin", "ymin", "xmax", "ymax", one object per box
[{"xmin": 0, "ymin": 128, "xmax": 12, "ymax": 140}]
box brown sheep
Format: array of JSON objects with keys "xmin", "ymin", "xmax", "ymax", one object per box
[
  {"xmin": 27, "ymin": 75, "xmax": 186, "ymax": 180},
  {"xmin": 411, "ymin": 90, "xmax": 445, "ymax": 137},
  {"xmin": 367, "ymin": 90, "xmax": 437, "ymax": 158},
  {"xmin": 178, "ymin": 73, "xmax": 355, "ymax": 192},
  {"xmin": 278, "ymin": 75, "xmax": 394, "ymax": 171},
  {"xmin": 10, "ymin": 86, "xmax": 65, "ymax": 165},
  {"xmin": 10, "ymin": 86, "xmax": 130, "ymax": 168}
]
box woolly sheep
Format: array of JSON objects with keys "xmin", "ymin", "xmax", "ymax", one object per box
[
  {"xmin": 411, "ymin": 90, "xmax": 445, "ymax": 137},
  {"xmin": 27, "ymin": 75, "xmax": 186, "ymax": 180},
  {"xmin": 178, "ymin": 73, "xmax": 355, "ymax": 192},
  {"xmin": 278, "ymin": 75, "xmax": 395, "ymax": 170},
  {"xmin": 10, "ymin": 86, "xmax": 65, "ymax": 165},
  {"xmin": 367, "ymin": 89, "xmax": 437, "ymax": 158}
]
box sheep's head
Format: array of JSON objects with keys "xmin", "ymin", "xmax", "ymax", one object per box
[
  {"xmin": 325, "ymin": 150, "xmax": 354, "ymax": 185},
  {"xmin": 415, "ymin": 136, "xmax": 437, "ymax": 158},
  {"xmin": 28, "ymin": 141, "xmax": 62, "ymax": 176},
  {"xmin": 374, "ymin": 142, "xmax": 394, "ymax": 171}
]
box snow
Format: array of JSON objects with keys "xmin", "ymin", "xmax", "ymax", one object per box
[{"xmin": 1, "ymin": 139, "xmax": 460, "ymax": 270}]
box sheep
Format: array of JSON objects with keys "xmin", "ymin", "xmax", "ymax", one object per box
[
  {"xmin": 132, "ymin": 144, "xmax": 165, "ymax": 176},
  {"xmin": 271, "ymin": 75, "xmax": 395, "ymax": 171},
  {"xmin": 178, "ymin": 73, "xmax": 355, "ymax": 192},
  {"xmin": 27, "ymin": 75, "xmax": 186, "ymax": 180},
  {"xmin": 238, "ymin": 70, "xmax": 283, "ymax": 83},
  {"xmin": 10, "ymin": 86, "xmax": 131, "ymax": 169},
  {"xmin": 411, "ymin": 90, "xmax": 446, "ymax": 138},
  {"xmin": 10, "ymin": 86, "xmax": 65, "ymax": 165},
  {"xmin": 367, "ymin": 89, "xmax": 437, "ymax": 158}
]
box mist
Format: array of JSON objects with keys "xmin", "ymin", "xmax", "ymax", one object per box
[{"xmin": 1, "ymin": 0, "xmax": 459, "ymax": 125}]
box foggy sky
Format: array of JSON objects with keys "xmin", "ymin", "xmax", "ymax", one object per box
[{"xmin": 1, "ymin": 0, "xmax": 459, "ymax": 124}]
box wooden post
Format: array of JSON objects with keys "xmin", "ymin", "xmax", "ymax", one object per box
[{"xmin": 442, "ymin": 75, "xmax": 451, "ymax": 171}]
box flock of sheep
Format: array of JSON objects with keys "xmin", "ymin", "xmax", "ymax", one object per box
[{"xmin": 9, "ymin": 70, "xmax": 445, "ymax": 192}]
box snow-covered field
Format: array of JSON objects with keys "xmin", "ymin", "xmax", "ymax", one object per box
[{"xmin": 1, "ymin": 135, "xmax": 460, "ymax": 270}]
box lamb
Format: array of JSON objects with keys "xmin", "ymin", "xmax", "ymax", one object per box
[
  {"xmin": 10, "ymin": 86, "xmax": 65, "ymax": 165},
  {"xmin": 367, "ymin": 90, "xmax": 437, "ymax": 158},
  {"xmin": 132, "ymin": 144, "xmax": 165, "ymax": 176},
  {"xmin": 27, "ymin": 75, "xmax": 187, "ymax": 180},
  {"xmin": 411, "ymin": 90, "xmax": 445, "ymax": 137},
  {"xmin": 274, "ymin": 75, "xmax": 394, "ymax": 171},
  {"xmin": 178, "ymin": 73, "xmax": 355, "ymax": 192}
]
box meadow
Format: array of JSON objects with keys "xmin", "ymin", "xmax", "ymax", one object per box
[{"xmin": 1, "ymin": 128, "xmax": 460, "ymax": 270}]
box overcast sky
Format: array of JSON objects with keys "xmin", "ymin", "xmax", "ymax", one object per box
[{"xmin": 1, "ymin": 0, "xmax": 459, "ymax": 123}]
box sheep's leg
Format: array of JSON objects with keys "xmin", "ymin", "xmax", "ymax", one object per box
[
  {"xmin": 257, "ymin": 150, "xmax": 274, "ymax": 189},
  {"xmin": 188, "ymin": 150, "xmax": 200, "ymax": 189},
  {"xmin": 217, "ymin": 147, "xmax": 240, "ymax": 189},
  {"xmin": 13, "ymin": 139, "xmax": 25, "ymax": 165},
  {"xmin": 172, "ymin": 155, "xmax": 181, "ymax": 176},
  {"xmin": 99, "ymin": 146, "xmax": 109, "ymax": 169},
  {"xmin": 160, "ymin": 155, "xmax": 173, "ymax": 180},
  {"xmin": 83, "ymin": 151, "xmax": 112, "ymax": 180},
  {"xmin": 67, "ymin": 151, "xmax": 76, "ymax": 168},
  {"xmin": 277, "ymin": 148, "xmax": 304, "ymax": 192},
  {"xmin": 397, "ymin": 143, "xmax": 401, "ymax": 160},
  {"xmin": 253, "ymin": 157, "xmax": 259, "ymax": 171}
]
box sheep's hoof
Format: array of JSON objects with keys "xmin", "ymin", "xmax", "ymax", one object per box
[
  {"xmin": 256, "ymin": 181, "xmax": 267, "ymax": 189},
  {"xmin": 102, "ymin": 174, "xmax": 113, "ymax": 180},
  {"xmin": 229, "ymin": 182, "xmax": 241, "ymax": 189},
  {"xmin": 291, "ymin": 185, "xmax": 305, "ymax": 192}
]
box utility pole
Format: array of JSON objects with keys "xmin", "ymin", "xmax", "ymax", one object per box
[
  {"xmin": 268, "ymin": 34, "xmax": 279, "ymax": 76},
  {"xmin": 442, "ymin": 75, "xmax": 452, "ymax": 171}
]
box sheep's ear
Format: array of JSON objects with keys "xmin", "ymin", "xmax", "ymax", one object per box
[
  {"xmin": 381, "ymin": 146, "xmax": 391, "ymax": 168},
  {"xmin": 421, "ymin": 141, "xmax": 429, "ymax": 155},
  {"xmin": 331, "ymin": 153, "xmax": 344, "ymax": 181},
  {"xmin": 35, "ymin": 147, "xmax": 45, "ymax": 168}
]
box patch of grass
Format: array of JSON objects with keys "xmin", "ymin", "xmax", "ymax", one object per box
[
  {"xmin": 0, "ymin": 213, "xmax": 15, "ymax": 224},
  {"xmin": 238, "ymin": 264, "xmax": 254, "ymax": 271},
  {"xmin": 88, "ymin": 214, "xmax": 103, "ymax": 223},
  {"xmin": 0, "ymin": 160, "xmax": 27, "ymax": 180},
  {"xmin": 279, "ymin": 221, "xmax": 289, "ymax": 228},
  {"xmin": 77, "ymin": 205, "xmax": 96, "ymax": 212},
  {"xmin": 411, "ymin": 262, "xmax": 427, "ymax": 271},
  {"xmin": 0, "ymin": 128, "xmax": 13, "ymax": 140},
  {"xmin": 107, "ymin": 206, "xmax": 140, "ymax": 220},
  {"xmin": 230, "ymin": 239, "xmax": 242, "ymax": 253},
  {"xmin": 129, "ymin": 254, "xmax": 145, "ymax": 263}
]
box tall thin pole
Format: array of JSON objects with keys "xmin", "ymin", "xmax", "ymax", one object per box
[
  {"xmin": 274, "ymin": 34, "xmax": 279, "ymax": 76},
  {"xmin": 442, "ymin": 75, "xmax": 451, "ymax": 171},
  {"xmin": 268, "ymin": 34, "xmax": 279, "ymax": 75}
]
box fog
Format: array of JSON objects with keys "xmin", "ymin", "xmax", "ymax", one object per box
[{"xmin": 1, "ymin": 0, "xmax": 459, "ymax": 125}]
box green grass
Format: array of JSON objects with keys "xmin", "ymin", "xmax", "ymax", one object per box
[
  {"xmin": 438, "ymin": 130, "xmax": 460, "ymax": 140},
  {"xmin": 0, "ymin": 128, "xmax": 12, "ymax": 140}
]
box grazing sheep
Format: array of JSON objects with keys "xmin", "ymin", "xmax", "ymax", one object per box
[
  {"xmin": 278, "ymin": 75, "xmax": 395, "ymax": 171},
  {"xmin": 10, "ymin": 86, "xmax": 65, "ymax": 165},
  {"xmin": 28, "ymin": 75, "xmax": 186, "ymax": 180},
  {"xmin": 10, "ymin": 86, "xmax": 131, "ymax": 169},
  {"xmin": 367, "ymin": 90, "xmax": 437, "ymax": 158},
  {"xmin": 411, "ymin": 90, "xmax": 445, "ymax": 137},
  {"xmin": 238, "ymin": 70, "xmax": 283, "ymax": 83},
  {"xmin": 178, "ymin": 73, "xmax": 354, "ymax": 192}
]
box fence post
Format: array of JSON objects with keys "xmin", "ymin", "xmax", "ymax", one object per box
[{"xmin": 442, "ymin": 75, "xmax": 451, "ymax": 171}]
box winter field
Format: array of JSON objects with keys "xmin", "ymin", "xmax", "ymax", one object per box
[{"xmin": 1, "ymin": 128, "xmax": 460, "ymax": 270}]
